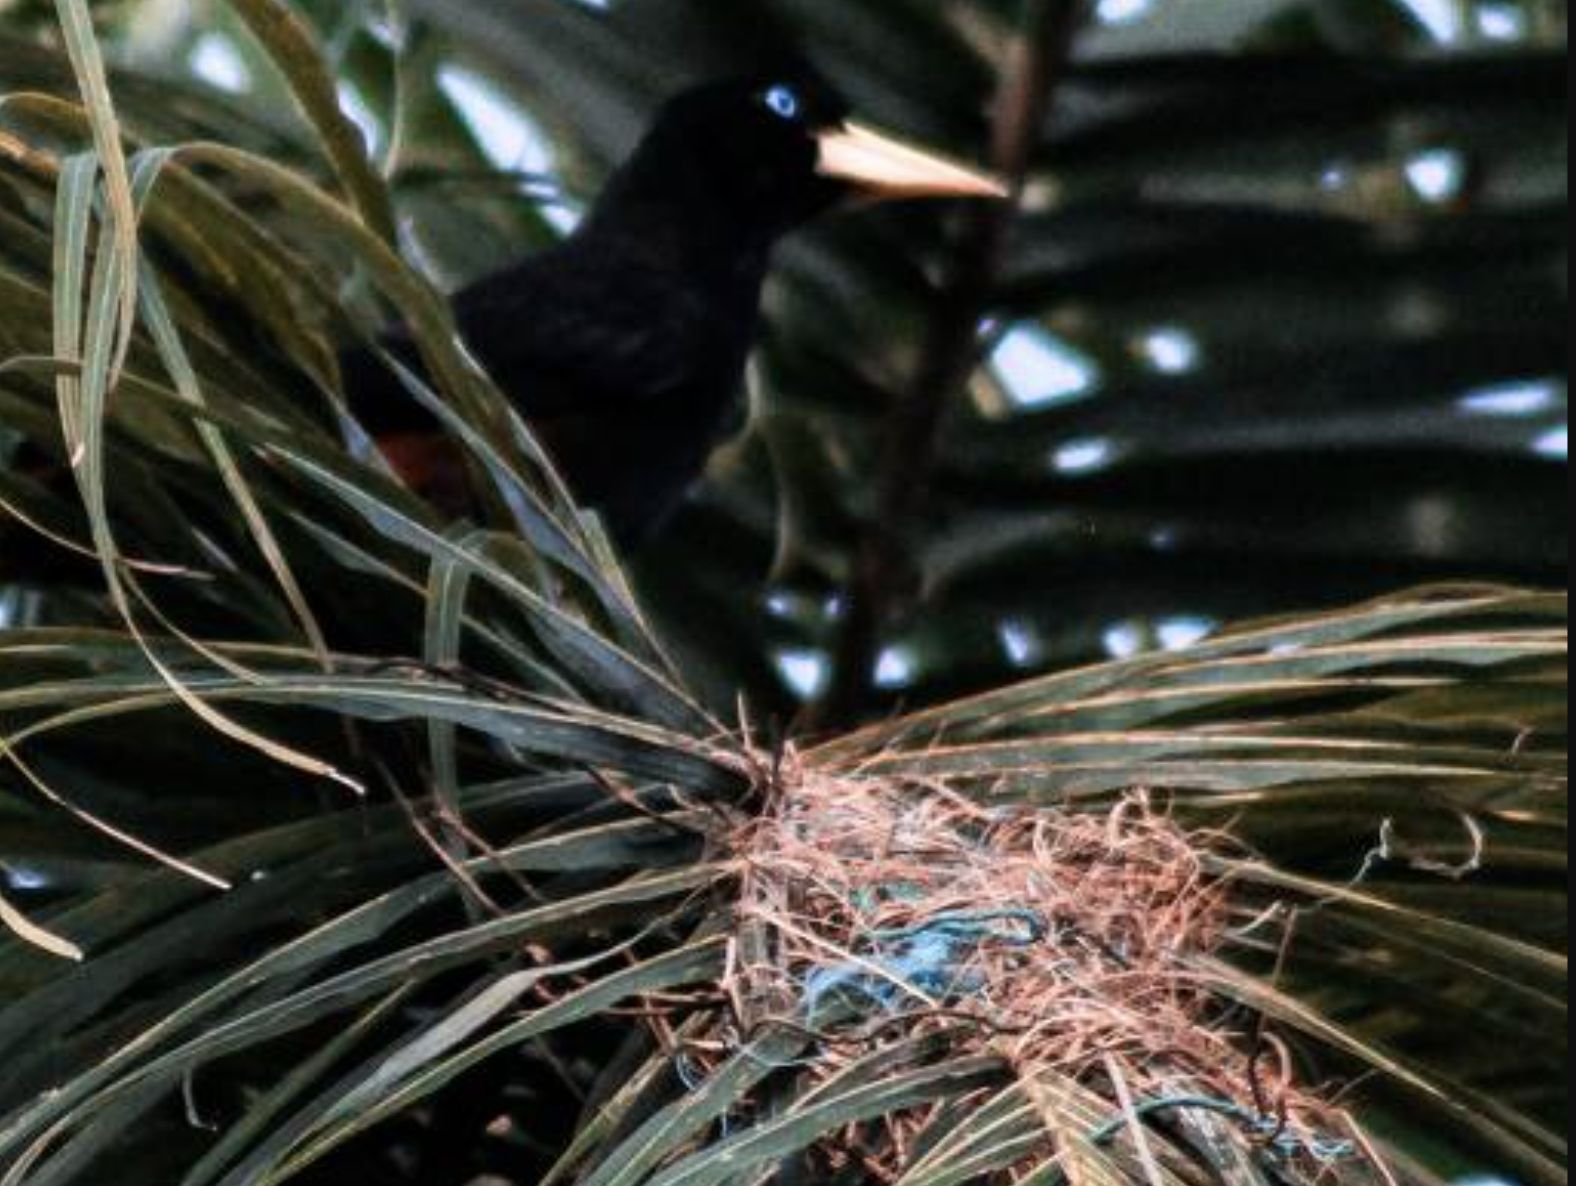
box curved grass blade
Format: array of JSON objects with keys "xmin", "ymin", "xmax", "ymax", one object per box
[
  {"xmin": 0, "ymin": 892, "xmax": 82, "ymax": 964},
  {"xmin": 220, "ymin": 0, "xmax": 398, "ymax": 244}
]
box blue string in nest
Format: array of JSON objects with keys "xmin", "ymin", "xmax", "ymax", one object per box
[
  {"xmin": 803, "ymin": 909, "xmax": 1047, "ymax": 1022},
  {"xmin": 1090, "ymin": 1095, "xmax": 1359, "ymax": 1163}
]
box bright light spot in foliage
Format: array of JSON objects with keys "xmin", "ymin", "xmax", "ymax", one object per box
[
  {"xmin": 438, "ymin": 65, "xmax": 580, "ymax": 233},
  {"xmin": 992, "ymin": 325, "xmax": 1102, "ymax": 411},
  {"xmin": 1141, "ymin": 327, "xmax": 1202, "ymax": 376},
  {"xmin": 1158, "ymin": 617, "xmax": 1218, "ymax": 652},
  {"xmin": 337, "ymin": 83, "xmax": 384, "ymax": 157},
  {"xmin": 876, "ymin": 647, "xmax": 919, "ymax": 690},
  {"xmin": 999, "ymin": 620, "xmax": 1044, "ymax": 668},
  {"xmin": 1052, "ymin": 437, "xmax": 1121, "ymax": 476},
  {"xmin": 1477, "ymin": 2, "xmax": 1530, "ymax": 41},
  {"xmin": 776, "ymin": 650, "xmax": 830, "ymax": 700},
  {"xmin": 3, "ymin": 865, "xmax": 50, "ymax": 892},
  {"xmin": 1103, "ymin": 623, "xmax": 1144, "ymax": 660},
  {"xmin": 1096, "ymin": 0, "xmax": 1156, "ymax": 25},
  {"xmin": 439, "ymin": 65, "xmax": 553, "ymax": 175},
  {"xmin": 1395, "ymin": 0, "xmax": 1466, "ymax": 42},
  {"xmin": 1533, "ymin": 425, "xmax": 1569, "ymax": 461},
  {"xmin": 1459, "ymin": 380, "xmax": 1563, "ymax": 418},
  {"xmin": 190, "ymin": 33, "xmax": 251, "ymax": 94},
  {"xmin": 1405, "ymin": 148, "xmax": 1470, "ymax": 204},
  {"xmin": 0, "ymin": 589, "xmax": 39, "ymax": 632},
  {"xmin": 1320, "ymin": 164, "xmax": 1352, "ymax": 193}
]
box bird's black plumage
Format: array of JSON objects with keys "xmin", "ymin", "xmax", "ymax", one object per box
[
  {"xmin": 343, "ymin": 72, "xmax": 1010, "ymax": 543},
  {"xmin": 343, "ymin": 75, "xmax": 858, "ymax": 542},
  {"xmin": 1, "ymin": 74, "xmax": 998, "ymax": 585}
]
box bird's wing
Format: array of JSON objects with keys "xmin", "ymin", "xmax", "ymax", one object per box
[{"xmin": 448, "ymin": 242, "xmax": 728, "ymax": 420}]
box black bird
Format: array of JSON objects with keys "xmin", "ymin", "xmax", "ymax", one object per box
[
  {"xmin": 1, "ymin": 76, "xmax": 999, "ymax": 587},
  {"xmin": 344, "ymin": 74, "xmax": 1005, "ymax": 543}
]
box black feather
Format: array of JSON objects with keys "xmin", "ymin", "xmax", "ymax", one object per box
[{"xmin": 343, "ymin": 74, "xmax": 852, "ymax": 543}]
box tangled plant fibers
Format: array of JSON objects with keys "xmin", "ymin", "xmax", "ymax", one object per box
[{"xmin": 712, "ymin": 750, "xmax": 1375, "ymax": 1184}]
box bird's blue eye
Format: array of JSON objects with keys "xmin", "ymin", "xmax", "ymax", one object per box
[{"xmin": 764, "ymin": 86, "xmax": 802, "ymax": 121}]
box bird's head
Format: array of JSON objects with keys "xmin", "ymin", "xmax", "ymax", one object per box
[{"xmin": 595, "ymin": 75, "xmax": 1008, "ymax": 247}]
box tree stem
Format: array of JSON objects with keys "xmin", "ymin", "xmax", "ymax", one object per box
[{"xmin": 812, "ymin": 0, "xmax": 1083, "ymax": 729}]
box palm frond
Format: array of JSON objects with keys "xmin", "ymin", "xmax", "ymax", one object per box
[{"xmin": 1, "ymin": 3, "xmax": 1566, "ymax": 1186}]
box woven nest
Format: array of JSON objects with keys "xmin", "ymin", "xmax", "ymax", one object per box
[{"xmin": 693, "ymin": 747, "xmax": 1379, "ymax": 1185}]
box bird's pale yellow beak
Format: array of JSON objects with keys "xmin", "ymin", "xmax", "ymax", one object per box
[{"xmin": 816, "ymin": 122, "xmax": 1009, "ymax": 202}]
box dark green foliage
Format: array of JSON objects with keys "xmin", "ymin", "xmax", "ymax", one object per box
[{"xmin": 0, "ymin": 2, "xmax": 1566, "ymax": 1184}]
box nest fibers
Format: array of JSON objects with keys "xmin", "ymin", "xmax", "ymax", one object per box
[{"xmin": 714, "ymin": 750, "xmax": 1373, "ymax": 1184}]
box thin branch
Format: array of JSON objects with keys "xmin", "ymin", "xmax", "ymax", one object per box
[{"xmin": 812, "ymin": 0, "xmax": 1083, "ymax": 729}]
